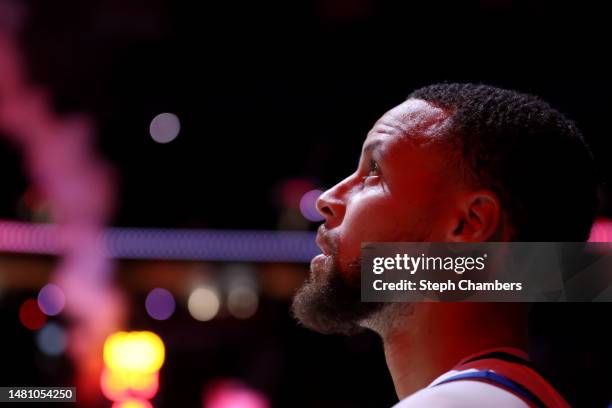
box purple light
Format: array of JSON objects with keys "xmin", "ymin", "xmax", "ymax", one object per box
[
  {"xmin": 145, "ymin": 288, "xmax": 176, "ymax": 320},
  {"xmin": 37, "ymin": 283, "xmax": 66, "ymax": 316},
  {"xmin": 299, "ymin": 189, "xmax": 324, "ymax": 222},
  {"xmin": 150, "ymin": 112, "xmax": 181, "ymax": 143},
  {"xmin": 106, "ymin": 228, "xmax": 318, "ymax": 262},
  {"xmin": 0, "ymin": 220, "xmax": 319, "ymax": 262}
]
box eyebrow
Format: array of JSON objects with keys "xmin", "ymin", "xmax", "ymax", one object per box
[{"xmin": 362, "ymin": 139, "xmax": 383, "ymax": 155}]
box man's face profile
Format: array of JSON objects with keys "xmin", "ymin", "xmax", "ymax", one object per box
[{"xmin": 292, "ymin": 99, "xmax": 463, "ymax": 334}]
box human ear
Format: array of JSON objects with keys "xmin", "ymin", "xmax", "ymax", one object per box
[{"xmin": 446, "ymin": 191, "xmax": 501, "ymax": 242}]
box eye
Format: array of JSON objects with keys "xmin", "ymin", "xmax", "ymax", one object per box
[
  {"xmin": 368, "ymin": 160, "xmax": 380, "ymax": 177},
  {"xmin": 362, "ymin": 159, "xmax": 381, "ymax": 183}
]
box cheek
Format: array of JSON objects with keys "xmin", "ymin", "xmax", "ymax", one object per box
[
  {"xmin": 335, "ymin": 190, "xmax": 406, "ymax": 264},
  {"xmin": 334, "ymin": 188, "xmax": 445, "ymax": 268}
]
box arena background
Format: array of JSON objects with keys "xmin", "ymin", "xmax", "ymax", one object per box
[{"xmin": 0, "ymin": 1, "xmax": 610, "ymax": 407}]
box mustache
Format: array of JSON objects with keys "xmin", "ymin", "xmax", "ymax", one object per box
[{"xmin": 317, "ymin": 224, "xmax": 338, "ymax": 254}]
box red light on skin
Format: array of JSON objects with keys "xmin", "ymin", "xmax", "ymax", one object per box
[{"xmin": 19, "ymin": 299, "xmax": 47, "ymax": 330}]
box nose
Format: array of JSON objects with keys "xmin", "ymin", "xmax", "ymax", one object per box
[{"xmin": 316, "ymin": 177, "xmax": 349, "ymax": 226}]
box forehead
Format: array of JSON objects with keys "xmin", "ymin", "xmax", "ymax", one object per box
[
  {"xmin": 362, "ymin": 99, "xmax": 454, "ymax": 189},
  {"xmin": 365, "ymin": 98, "xmax": 451, "ymax": 146}
]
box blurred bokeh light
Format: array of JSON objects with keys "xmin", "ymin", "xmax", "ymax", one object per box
[
  {"xmin": 203, "ymin": 380, "xmax": 270, "ymax": 408},
  {"xmin": 188, "ymin": 286, "xmax": 221, "ymax": 321},
  {"xmin": 149, "ymin": 113, "xmax": 181, "ymax": 144},
  {"xmin": 37, "ymin": 283, "xmax": 66, "ymax": 316},
  {"xmin": 19, "ymin": 298, "xmax": 46, "ymax": 330},
  {"xmin": 227, "ymin": 286, "xmax": 258, "ymax": 319},
  {"xmin": 145, "ymin": 288, "xmax": 175, "ymax": 321},
  {"xmin": 36, "ymin": 322, "xmax": 67, "ymax": 356},
  {"xmin": 103, "ymin": 331, "xmax": 165, "ymax": 374},
  {"xmin": 101, "ymin": 368, "xmax": 159, "ymax": 401},
  {"xmin": 112, "ymin": 399, "xmax": 154, "ymax": 408},
  {"xmin": 299, "ymin": 189, "xmax": 324, "ymax": 222}
]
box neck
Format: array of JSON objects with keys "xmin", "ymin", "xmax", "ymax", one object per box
[{"xmin": 373, "ymin": 303, "xmax": 529, "ymax": 399}]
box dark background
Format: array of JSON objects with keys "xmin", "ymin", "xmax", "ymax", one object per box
[
  {"xmin": 0, "ymin": 0, "xmax": 611, "ymax": 407},
  {"xmin": 2, "ymin": 0, "xmax": 611, "ymax": 228}
]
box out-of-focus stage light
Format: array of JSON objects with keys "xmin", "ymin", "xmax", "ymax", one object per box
[
  {"xmin": 203, "ymin": 380, "xmax": 270, "ymax": 408},
  {"xmin": 0, "ymin": 220, "xmax": 319, "ymax": 262},
  {"xmin": 149, "ymin": 112, "xmax": 180, "ymax": 144},
  {"xmin": 37, "ymin": 283, "xmax": 66, "ymax": 316},
  {"xmin": 103, "ymin": 331, "xmax": 165, "ymax": 374},
  {"xmin": 36, "ymin": 322, "xmax": 67, "ymax": 356},
  {"xmin": 227, "ymin": 286, "xmax": 258, "ymax": 319},
  {"xmin": 299, "ymin": 189, "xmax": 324, "ymax": 222},
  {"xmin": 111, "ymin": 398, "xmax": 153, "ymax": 408},
  {"xmin": 19, "ymin": 298, "xmax": 46, "ymax": 330},
  {"xmin": 102, "ymin": 331, "xmax": 164, "ymax": 406},
  {"xmin": 101, "ymin": 368, "xmax": 159, "ymax": 401},
  {"xmin": 188, "ymin": 286, "xmax": 220, "ymax": 321},
  {"xmin": 589, "ymin": 218, "xmax": 612, "ymax": 242},
  {"xmin": 145, "ymin": 288, "xmax": 175, "ymax": 320}
]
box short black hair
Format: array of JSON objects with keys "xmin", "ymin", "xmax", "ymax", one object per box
[{"xmin": 408, "ymin": 83, "xmax": 598, "ymax": 241}]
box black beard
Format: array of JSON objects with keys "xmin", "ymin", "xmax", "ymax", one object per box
[{"xmin": 291, "ymin": 256, "xmax": 385, "ymax": 335}]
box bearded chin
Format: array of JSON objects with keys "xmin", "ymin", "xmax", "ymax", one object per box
[{"xmin": 291, "ymin": 255, "xmax": 386, "ymax": 336}]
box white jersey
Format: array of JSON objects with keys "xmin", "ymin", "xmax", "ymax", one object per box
[
  {"xmin": 392, "ymin": 347, "xmax": 570, "ymax": 408},
  {"xmin": 393, "ymin": 370, "xmax": 529, "ymax": 408}
]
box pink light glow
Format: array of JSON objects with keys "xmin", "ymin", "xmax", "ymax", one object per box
[
  {"xmin": 203, "ymin": 380, "xmax": 270, "ymax": 408},
  {"xmin": 588, "ymin": 218, "xmax": 612, "ymax": 242},
  {"xmin": 299, "ymin": 189, "xmax": 324, "ymax": 222},
  {"xmin": 0, "ymin": 17, "xmax": 124, "ymax": 405}
]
